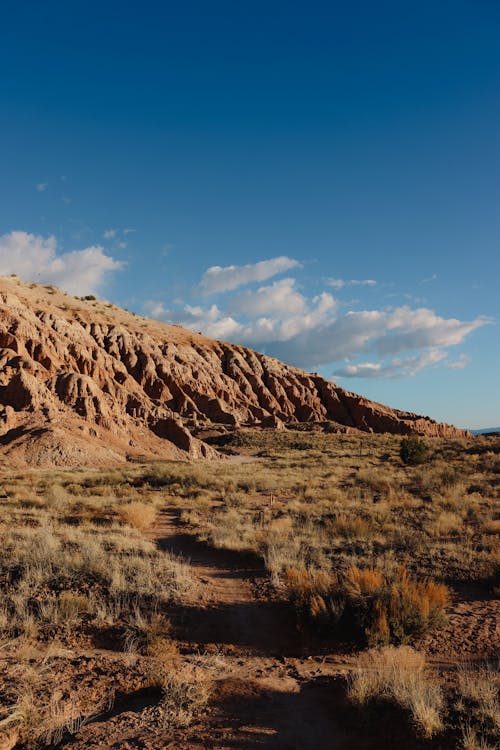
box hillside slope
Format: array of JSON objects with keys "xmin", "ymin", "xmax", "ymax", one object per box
[{"xmin": 0, "ymin": 276, "xmax": 467, "ymax": 466}]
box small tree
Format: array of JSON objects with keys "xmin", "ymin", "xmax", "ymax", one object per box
[{"xmin": 400, "ymin": 436, "xmax": 428, "ymax": 465}]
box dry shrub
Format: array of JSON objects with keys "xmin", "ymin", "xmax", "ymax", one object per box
[
  {"xmin": 481, "ymin": 519, "xmax": 500, "ymax": 535},
  {"xmin": 386, "ymin": 567, "xmax": 449, "ymax": 645},
  {"xmin": 257, "ymin": 516, "xmax": 302, "ymax": 584},
  {"xmin": 159, "ymin": 665, "xmax": 212, "ymax": 728},
  {"xmin": 348, "ymin": 646, "xmax": 444, "ymax": 738},
  {"xmin": 117, "ymin": 502, "xmax": 156, "ymax": 530},
  {"xmin": 285, "ymin": 566, "xmax": 343, "ymax": 625},
  {"xmin": 329, "ymin": 515, "xmax": 374, "ymax": 541},
  {"xmin": 123, "ymin": 610, "xmax": 175, "ymax": 659},
  {"xmin": 347, "ymin": 565, "xmax": 449, "ymax": 646},
  {"xmin": 285, "ymin": 564, "xmax": 449, "ymax": 646},
  {"xmin": 431, "ymin": 511, "xmax": 464, "ymax": 537},
  {"xmin": 207, "ymin": 508, "xmax": 257, "ymax": 552},
  {"xmin": 345, "ymin": 566, "xmax": 384, "ymax": 597}
]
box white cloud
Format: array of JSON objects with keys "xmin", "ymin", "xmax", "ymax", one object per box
[
  {"xmin": 228, "ymin": 278, "xmax": 309, "ymax": 317},
  {"xmin": 123, "ymin": 228, "xmax": 135, "ymax": 235},
  {"xmin": 328, "ymin": 278, "xmax": 377, "ymax": 289},
  {"xmin": 145, "ymin": 259, "xmax": 488, "ymax": 378},
  {"xmin": 103, "ymin": 228, "xmax": 117, "ymax": 239},
  {"xmin": 148, "ymin": 279, "xmax": 337, "ymax": 345},
  {"xmin": 0, "ymin": 231, "xmax": 123, "ymax": 295},
  {"xmin": 199, "ymin": 256, "xmax": 301, "ymax": 295},
  {"xmin": 269, "ymin": 307, "xmax": 488, "ymax": 369},
  {"xmin": 333, "ymin": 350, "xmax": 447, "ymax": 379},
  {"xmin": 421, "ymin": 274, "xmax": 437, "ymax": 284},
  {"xmin": 36, "ymin": 183, "xmax": 48, "ymax": 192},
  {"xmin": 155, "ymin": 298, "xmax": 487, "ymax": 374}
]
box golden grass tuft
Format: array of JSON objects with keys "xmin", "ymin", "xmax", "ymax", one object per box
[
  {"xmin": 117, "ymin": 501, "xmax": 157, "ymax": 530},
  {"xmin": 348, "ymin": 646, "xmax": 444, "ymax": 738}
]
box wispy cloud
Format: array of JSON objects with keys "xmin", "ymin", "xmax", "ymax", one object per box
[
  {"xmin": 199, "ymin": 256, "xmax": 301, "ymax": 295},
  {"xmin": 103, "ymin": 228, "xmax": 117, "ymax": 239},
  {"xmin": 36, "ymin": 182, "xmax": 48, "ymax": 192},
  {"xmin": 0, "ymin": 230, "xmax": 124, "ymax": 295},
  {"xmin": 421, "ymin": 274, "xmax": 437, "ymax": 284},
  {"xmin": 445, "ymin": 353, "xmax": 470, "ymax": 370},
  {"xmin": 327, "ymin": 278, "xmax": 377, "ymax": 289},
  {"xmin": 333, "ymin": 350, "xmax": 447, "ymax": 379}
]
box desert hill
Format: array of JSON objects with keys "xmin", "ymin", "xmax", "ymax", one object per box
[{"xmin": 0, "ymin": 275, "xmax": 467, "ymax": 466}]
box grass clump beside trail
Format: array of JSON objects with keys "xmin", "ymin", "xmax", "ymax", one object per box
[
  {"xmin": 348, "ymin": 648, "xmax": 499, "ymax": 748},
  {"xmin": 348, "ymin": 646, "xmax": 444, "ymax": 738},
  {"xmin": 285, "ymin": 564, "xmax": 449, "ymax": 646}
]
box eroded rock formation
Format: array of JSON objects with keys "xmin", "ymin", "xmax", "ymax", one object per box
[{"xmin": 0, "ymin": 276, "xmax": 468, "ymax": 466}]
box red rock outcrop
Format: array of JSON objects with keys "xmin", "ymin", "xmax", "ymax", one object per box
[{"xmin": 0, "ymin": 276, "xmax": 468, "ymax": 467}]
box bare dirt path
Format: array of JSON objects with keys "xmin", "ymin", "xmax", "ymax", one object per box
[{"xmin": 149, "ymin": 507, "xmax": 347, "ymax": 749}]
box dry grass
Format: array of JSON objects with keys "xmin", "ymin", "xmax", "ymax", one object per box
[
  {"xmin": 460, "ymin": 725, "xmax": 498, "ymax": 750},
  {"xmin": 0, "ymin": 468, "xmax": 202, "ymax": 747},
  {"xmin": 158, "ymin": 665, "xmax": 212, "ymax": 728},
  {"xmin": 117, "ymin": 500, "xmax": 157, "ymax": 530},
  {"xmin": 348, "ymin": 646, "xmax": 444, "ymax": 738},
  {"xmin": 0, "ymin": 659, "xmax": 115, "ymax": 747},
  {"xmin": 169, "ymin": 432, "xmax": 499, "ymax": 587},
  {"xmin": 455, "ymin": 664, "xmax": 500, "ymax": 748}
]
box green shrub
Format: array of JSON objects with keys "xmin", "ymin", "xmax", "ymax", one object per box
[{"xmin": 400, "ymin": 436, "xmax": 429, "ymax": 465}]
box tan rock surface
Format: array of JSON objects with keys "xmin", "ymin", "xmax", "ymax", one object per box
[{"xmin": 0, "ymin": 276, "xmax": 467, "ymax": 467}]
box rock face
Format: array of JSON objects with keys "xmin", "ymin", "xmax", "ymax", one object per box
[{"xmin": 0, "ymin": 276, "xmax": 468, "ymax": 467}]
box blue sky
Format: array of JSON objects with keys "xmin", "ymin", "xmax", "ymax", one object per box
[{"xmin": 0, "ymin": 0, "xmax": 498, "ymax": 428}]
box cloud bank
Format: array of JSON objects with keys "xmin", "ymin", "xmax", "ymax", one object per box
[
  {"xmin": 199, "ymin": 256, "xmax": 301, "ymax": 294},
  {"xmin": 147, "ymin": 256, "xmax": 488, "ymax": 379},
  {"xmin": 0, "ymin": 231, "xmax": 123, "ymax": 295}
]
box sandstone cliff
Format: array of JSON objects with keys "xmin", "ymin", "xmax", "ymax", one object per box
[{"xmin": 0, "ymin": 276, "xmax": 467, "ymax": 466}]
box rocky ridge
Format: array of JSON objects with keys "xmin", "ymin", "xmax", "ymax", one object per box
[{"xmin": 0, "ymin": 276, "xmax": 468, "ymax": 466}]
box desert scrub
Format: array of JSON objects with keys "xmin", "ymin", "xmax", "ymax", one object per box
[
  {"xmin": 0, "ymin": 659, "xmax": 114, "ymax": 748},
  {"xmin": 348, "ymin": 646, "xmax": 444, "ymax": 738},
  {"xmin": 400, "ymin": 436, "xmax": 429, "ymax": 465},
  {"xmin": 0, "ymin": 518, "xmax": 195, "ymax": 641},
  {"xmin": 158, "ymin": 665, "xmax": 212, "ymax": 728},
  {"xmin": 285, "ymin": 564, "xmax": 449, "ymax": 646},
  {"xmin": 116, "ymin": 500, "xmax": 157, "ymax": 530}
]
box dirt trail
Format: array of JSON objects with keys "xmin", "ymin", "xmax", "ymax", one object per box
[
  {"xmin": 149, "ymin": 507, "xmax": 346, "ymax": 748},
  {"xmin": 152, "ymin": 508, "xmax": 299, "ymax": 655}
]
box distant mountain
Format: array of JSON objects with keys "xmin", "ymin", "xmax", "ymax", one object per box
[
  {"xmin": 0, "ymin": 275, "xmax": 470, "ymax": 467},
  {"xmin": 471, "ymin": 427, "xmax": 500, "ymax": 435}
]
